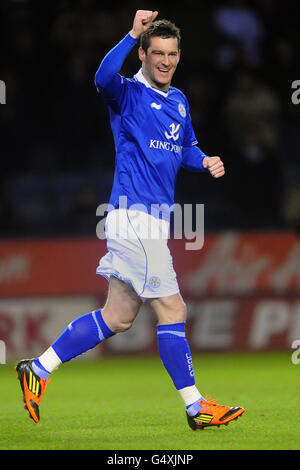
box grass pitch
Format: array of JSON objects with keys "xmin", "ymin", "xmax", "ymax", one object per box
[{"xmin": 1, "ymin": 351, "xmax": 299, "ymax": 450}]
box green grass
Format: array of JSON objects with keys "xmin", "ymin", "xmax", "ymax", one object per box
[{"xmin": 0, "ymin": 352, "xmax": 299, "ymax": 450}]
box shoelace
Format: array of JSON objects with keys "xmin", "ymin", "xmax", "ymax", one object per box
[
  {"xmin": 200, "ymin": 395, "xmax": 224, "ymax": 410},
  {"xmin": 204, "ymin": 394, "xmax": 217, "ymax": 405}
]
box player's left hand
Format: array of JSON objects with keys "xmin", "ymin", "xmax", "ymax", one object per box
[{"xmin": 203, "ymin": 156, "xmax": 225, "ymax": 178}]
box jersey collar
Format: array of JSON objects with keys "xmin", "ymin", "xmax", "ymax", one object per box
[{"xmin": 134, "ymin": 69, "xmax": 169, "ymax": 97}]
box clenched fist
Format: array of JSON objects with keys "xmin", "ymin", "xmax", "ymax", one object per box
[
  {"xmin": 203, "ymin": 156, "xmax": 225, "ymax": 178},
  {"xmin": 129, "ymin": 10, "xmax": 159, "ymax": 39}
]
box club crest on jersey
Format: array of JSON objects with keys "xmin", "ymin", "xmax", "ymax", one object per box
[
  {"xmin": 148, "ymin": 276, "xmax": 161, "ymax": 289},
  {"xmin": 178, "ymin": 103, "xmax": 186, "ymax": 118},
  {"xmin": 164, "ymin": 123, "xmax": 180, "ymax": 141}
]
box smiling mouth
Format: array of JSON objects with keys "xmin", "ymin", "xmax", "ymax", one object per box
[{"xmin": 157, "ymin": 68, "xmax": 170, "ymax": 74}]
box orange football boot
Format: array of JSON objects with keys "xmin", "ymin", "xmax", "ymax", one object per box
[
  {"xmin": 186, "ymin": 395, "xmax": 245, "ymax": 430},
  {"xmin": 15, "ymin": 359, "xmax": 50, "ymax": 423}
]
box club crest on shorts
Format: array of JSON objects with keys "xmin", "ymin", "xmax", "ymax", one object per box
[
  {"xmin": 178, "ymin": 103, "xmax": 186, "ymax": 118},
  {"xmin": 148, "ymin": 276, "xmax": 161, "ymax": 289}
]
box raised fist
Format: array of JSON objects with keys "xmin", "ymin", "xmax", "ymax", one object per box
[{"xmin": 129, "ymin": 10, "xmax": 158, "ymax": 38}]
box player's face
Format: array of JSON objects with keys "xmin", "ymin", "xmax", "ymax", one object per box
[{"xmin": 139, "ymin": 36, "xmax": 180, "ymax": 91}]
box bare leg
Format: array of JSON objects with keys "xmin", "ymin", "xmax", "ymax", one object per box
[
  {"xmin": 150, "ymin": 292, "xmax": 187, "ymax": 325},
  {"xmin": 102, "ymin": 276, "xmax": 143, "ymax": 333}
]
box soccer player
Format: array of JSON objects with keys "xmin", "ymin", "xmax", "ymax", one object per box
[{"xmin": 15, "ymin": 10, "xmax": 245, "ymax": 429}]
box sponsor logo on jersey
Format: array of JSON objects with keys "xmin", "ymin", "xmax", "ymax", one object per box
[
  {"xmin": 149, "ymin": 122, "xmax": 182, "ymax": 153},
  {"xmin": 164, "ymin": 123, "xmax": 180, "ymax": 141},
  {"xmin": 149, "ymin": 139, "xmax": 182, "ymax": 153}
]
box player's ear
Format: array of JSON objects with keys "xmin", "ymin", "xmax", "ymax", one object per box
[{"xmin": 138, "ymin": 46, "xmax": 146, "ymax": 62}]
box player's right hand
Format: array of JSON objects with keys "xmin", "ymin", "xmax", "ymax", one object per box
[{"xmin": 129, "ymin": 10, "xmax": 158, "ymax": 39}]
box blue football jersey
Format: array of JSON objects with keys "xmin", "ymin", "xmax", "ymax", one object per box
[{"xmin": 95, "ymin": 34, "xmax": 207, "ymax": 219}]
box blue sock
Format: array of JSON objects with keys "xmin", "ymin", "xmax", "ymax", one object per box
[
  {"xmin": 50, "ymin": 309, "xmax": 115, "ymax": 363},
  {"xmin": 186, "ymin": 399, "xmax": 203, "ymax": 416},
  {"xmin": 157, "ymin": 323, "xmax": 196, "ymax": 390},
  {"xmin": 32, "ymin": 358, "xmax": 51, "ymax": 380}
]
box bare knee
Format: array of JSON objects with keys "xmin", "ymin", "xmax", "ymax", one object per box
[
  {"xmin": 151, "ymin": 294, "xmax": 187, "ymax": 325},
  {"xmin": 101, "ymin": 305, "xmax": 137, "ymax": 333},
  {"xmin": 101, "ymin": 276, "xmax": 142, "ymax": 333}
]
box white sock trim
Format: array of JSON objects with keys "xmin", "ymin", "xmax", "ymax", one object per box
[
  {"xmin": 178, "ymin": 385, "xmax": 202, "ymax": 407},
  {"xmin": 38, "ymin": 346, "xmax": 62, "ymax": 373}
]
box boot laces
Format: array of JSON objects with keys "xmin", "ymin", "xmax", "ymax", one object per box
[{"xmin": 201, "ymin": 395, "xmax": 224, "ymax": 410}]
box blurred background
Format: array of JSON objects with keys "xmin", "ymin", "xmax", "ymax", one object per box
[{"xmin": 0, "ymin": 0, "xmax": 300, "ymax": 360}]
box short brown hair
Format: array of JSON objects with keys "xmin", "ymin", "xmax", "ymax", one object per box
[{"xmin": 140, "ymin": 19, "xmax": 181, "ymax": 53}]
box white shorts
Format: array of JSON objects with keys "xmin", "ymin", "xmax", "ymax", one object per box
[{"xmin": 96, "ymin": 209, "xmax": 179, "ymax": 300}]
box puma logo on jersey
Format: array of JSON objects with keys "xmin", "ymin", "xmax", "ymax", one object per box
[
  {"xmin": 150, "ymin": 102, "xmax": 162, "ymax": 110},
  {"xmin": 165, "ymin": 123, "xmax": 180, "ymax": 141}
]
